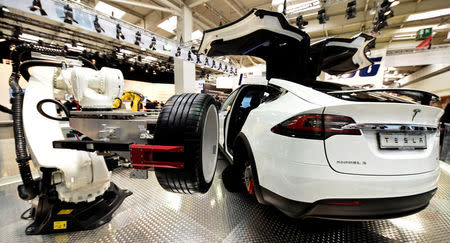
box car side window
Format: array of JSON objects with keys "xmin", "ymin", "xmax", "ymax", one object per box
[
  {"xmin": 261, "ymin": 85, "xmax": 284, "ymax": 103},
  {"xmin": 221, "ymin": 89, "xmax": 239, "ymax": 112}
]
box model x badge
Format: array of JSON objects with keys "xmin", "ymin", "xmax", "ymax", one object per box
[{"xmin": 412, "ymin": 109, "xmax": 421, "ymax": 121}]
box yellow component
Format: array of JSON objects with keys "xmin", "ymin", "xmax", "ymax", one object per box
[
  {"xmin": 53, "ymin": 221, "xmax": 67, "ymax": 230},
  {"xmin": 112, "ymin": 90, "xmax": 144, "ymax": 112},
  {"xmin": 57, "ymin": 209, "xmax": 73, "ymax": 215}
]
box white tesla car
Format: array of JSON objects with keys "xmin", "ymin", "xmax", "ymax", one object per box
[{"xmin": 199, "ymin": 9, "xmax": 444, "ymax": 219}]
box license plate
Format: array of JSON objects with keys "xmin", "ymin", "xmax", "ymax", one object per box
[{"xmin": 378, "ymin": 133, "xmax": 427, "ymax": 149}]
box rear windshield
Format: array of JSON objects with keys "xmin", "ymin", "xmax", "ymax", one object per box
[{"xmin": 306, "ymin": 81, "xmax": 430, "ymax": 104}]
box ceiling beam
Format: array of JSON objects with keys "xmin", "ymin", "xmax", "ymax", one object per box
[
  {"xmin": 103, "ymin": 0, "xmax": 146, "ymax": 18},
  {"xmin": 224, "ymin": 0, "xmax": 246, "ymax": 16},
  {"xmin": 153, "ymin": 0, "xmax": 182, "ymax": 13},
  {"xmin": 193, "ymin": 12, "xmax": 216, "ymax": 28},
  {"xmin": 107, "ymin": 0, "xmax": 178, "ymax": 14},
  {"xmin": 194, "ymin": 18, "xmax": 210, "ymax": 30},
  {"xmin": 185, "ymin": 0, "xmax": 210, "ymax": 8}
]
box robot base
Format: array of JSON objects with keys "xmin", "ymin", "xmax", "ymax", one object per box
[{"xmin": 25, "ymin": 182, "xmax": 132, "ymax": 235}]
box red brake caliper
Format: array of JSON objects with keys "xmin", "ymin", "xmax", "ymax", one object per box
[{"xmin": 247, "ymin": 178, "xmax": 254, "ymax": 195}]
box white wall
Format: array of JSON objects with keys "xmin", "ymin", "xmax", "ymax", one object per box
[
  {"xmin": 124, "ymin": 80, "xmax": 175, "ymax": 102},
  {"xmin": 403, "ymin": 70, "xmax": 450, "ymax": 97}
]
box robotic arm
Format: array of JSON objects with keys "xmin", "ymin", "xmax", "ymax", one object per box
[
  {"xmin": 9, "ymin": 44, "xmax": 130, "ymax": 235},
  {"xmin": 112, "ymin": 90, "xmax": 144, "ymax": 112}
]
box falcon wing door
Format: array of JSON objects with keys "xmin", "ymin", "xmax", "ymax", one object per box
[
  {"xmin": 198, "ymin": 9, "xmax": 376, "ymax": 82},
  {"xmin": 198, "ymin": 9, "xmax": 313, "ymax": 83},
  {"xmin": 310, "ymin": 33, "xmax": 376, "ymax": 75}
]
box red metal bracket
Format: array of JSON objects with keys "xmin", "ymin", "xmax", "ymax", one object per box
[{"xmin": 130, "ymin": 144, "xmax": 184, "ymax": 169}]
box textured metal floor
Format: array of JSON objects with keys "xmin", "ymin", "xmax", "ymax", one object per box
[{"xmin": 0, "ymin": 160, "xmax": 449, "ymax": 243}]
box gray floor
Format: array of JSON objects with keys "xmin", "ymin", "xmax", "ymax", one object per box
[{"xmin": 0, "ymin": 159, "xmax": 449, "ymax": 243}]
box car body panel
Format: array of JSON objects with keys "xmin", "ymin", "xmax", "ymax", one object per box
[
  {"xmin": 218, "ymin": 79, "xmax": 442, "ymax": 204},
  {"xmin": 208, "ymin": 8, "xmax": 442, "ymax": 218}
]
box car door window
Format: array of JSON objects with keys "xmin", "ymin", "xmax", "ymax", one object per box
[{"xmin": 221, "ymin": 89, "xmax": 239, "ymax": 112}]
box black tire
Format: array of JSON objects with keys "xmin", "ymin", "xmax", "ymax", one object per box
[{"xmin": 154, "ymin": 93, "xmax": 219, "ymax": 194}]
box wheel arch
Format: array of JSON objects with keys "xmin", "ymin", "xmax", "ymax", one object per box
[{"xmin": 233, "ymin": 132, "xmax": 268, "ymax": 205}]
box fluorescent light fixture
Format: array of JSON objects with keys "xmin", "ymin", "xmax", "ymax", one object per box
[
  {"xmin": 158, "ymin": 16, "xmax": 177, "ymax": 33},
  {"xmin": 286, "ymin": 0, "xmax": 321, "ymax": 15},
  {"xmin": 390, "ymin": 1, "xmax": 400, "ymax": 7},
  {"xmin": 19, "ymin": 33, "xmax": 41, "ymax": 43},
  {"xmin": 407, "ymin": 8, "xmax": 450, "ymax": 22},
  {"xmin": 394, "ymin": 25, "xmax": 436, "ymax": 34},
  {"xmin": 144, "ymin": 56, "xmax": 157, "ymax": 61},
  {"xmin": 274, "ymin": 0, "xmax": 320, "ymax": 14},
  {"xmin": 65, "ymin": 43, "xmax": 85, "ymax": 52},
  {"xmin": 392, "ymin": 35, "xmax": 416, "ymax": 40},
  {"xmin": 272, "ymin": 0, "xmax": 296, "ymax": 5},
  {"xmin": 192, "ymin": 30, "xmax": 203, "ymax": 40},
  {"xmin": 119, "ymin": 49, "xmax": 133, "ymax": 55},
  {"xmin": 95, "ymin": 1, "xmax": 126, "ymax": 19}
]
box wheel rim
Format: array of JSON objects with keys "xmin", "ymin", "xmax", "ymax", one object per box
[
  {"xmin": 244, "ymin": 165, "xmax": 254, "ymax": 195},
  {"xmin": 201, "ymin": 104, "xmax": 219, "ymax": 184}
]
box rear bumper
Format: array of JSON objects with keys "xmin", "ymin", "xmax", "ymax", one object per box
[{"xmin": 260, "ymin": 187, "xmax": 437, "ymax": 220}]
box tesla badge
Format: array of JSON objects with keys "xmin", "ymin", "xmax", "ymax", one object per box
[{"xmin": 412, "ymin": 109, "xmax": 421, "ymax": 121}]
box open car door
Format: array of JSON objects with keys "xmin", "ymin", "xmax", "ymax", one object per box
[{"xmin": 199, "ymin": 9, "xmax": 376, "ymax": 83}]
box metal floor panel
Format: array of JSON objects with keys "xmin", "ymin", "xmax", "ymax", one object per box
[{"xmin": 0, "ymin": 160, "xmax": 449, "ymax": 243}]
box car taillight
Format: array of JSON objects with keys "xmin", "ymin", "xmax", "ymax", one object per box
[{"xmin": 271, "ymin": 114, "xmax": 361, "ymax": 140}]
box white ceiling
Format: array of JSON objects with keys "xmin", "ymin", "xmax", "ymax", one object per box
[{"xmin": 82, "ymin": 0, "xmax": 450, "ymax": 66}]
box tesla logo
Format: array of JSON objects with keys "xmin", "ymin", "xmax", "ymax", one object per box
[{"xmin": 412, "ymin": 109, "xmax": 421, "ymax": 121}]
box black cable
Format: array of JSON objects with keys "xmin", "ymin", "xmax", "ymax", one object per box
[
  {"xmin": 9, "ymin": 44, "xmax": 64, "ymax": 200},
  {"xmin": 0, "ymin": 104, "xmax": 12, "ymax": 114},
  {"xmin": 36, "ymin": 99, "xmax": 70, "ymax": 121},
  {"xmin": 76, "ymin": 56, "xmax": 98, "ymax": 70},
  {"xmin": 19, "ymin": 60, "xmax": 63, "ymax": 81},
  {"xmin": 20, "ymin": 208, "xmax": 32, "ymax": 220}
]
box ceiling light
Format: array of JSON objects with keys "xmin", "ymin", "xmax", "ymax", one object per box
[
  {"xmin": 272, "ymin": 0, "xmax": 295, "ymax": 5},
  {"xmin": 285, "ymin": 0, "xmax": 321, "ymax": 15},
  {"xmin": 317, "ymin": 9, "xmax": 329, "ymax": 24},
  {"xmin": 144, "ymin": 56, "xmax": 157, "ymax": 61},
  {"xmin": 0, "ymin": 31, "xmax": 6, "ymax": 42},
  {"xmin": 30, "ymin": 0, "xmax": 47, "ymax": 16},
  {"xmin": 407, "ymin": 8, "xmax": 450, "ymax": 21},
  {"xmin": 119, "ymin": 49, "xmax": 133, "ymax": 55},
  {"xmin": 390, "ymin": 1, "xmax": 400, "ymax": 7},
  {"xmin": 95, "ymin": 1, "xmax": 126, "ymax": 19},
  {"xmin": 158, "ymin": 16, "xmax": 177, "ymax": 33},
  {"xmin": 346, "ymin": 1, "xmax": 357, "ymax": 19},
  {"xmin": 296, "ymin": 15, "xmax": 308, "ymax": 29},
  {"xmin": 19, "ymin": 33, "xmax": 41, "ymax": 43}
]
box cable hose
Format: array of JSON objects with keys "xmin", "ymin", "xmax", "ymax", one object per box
[
  {"xmin": 0, "ymin": 104, "xmax": 12, "ymax": 114},
  {"xmin": 9, "ymin": 44, "xmax": 64, "ymax": 200}
]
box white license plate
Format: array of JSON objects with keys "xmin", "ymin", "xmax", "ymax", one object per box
[{"xmin": 379, "ymin": 133, "xmax": 427, "ymax": 149}]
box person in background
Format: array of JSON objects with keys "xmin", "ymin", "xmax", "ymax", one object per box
[
  {"xmin": 214, "ymin": 95, "xmax": 222, "ymax": 110},
  {"xmin": 440, "ymin": 103, "xmax": 450, "ymax": 160},
  {"xmin": 441, "ymin": 103, "xmax": 450, "ymax": 125}
]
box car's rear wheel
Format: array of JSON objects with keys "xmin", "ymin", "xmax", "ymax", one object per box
[{"xmin": 154, "ymin": 93, "xmax": 219, "ymax": 194}]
